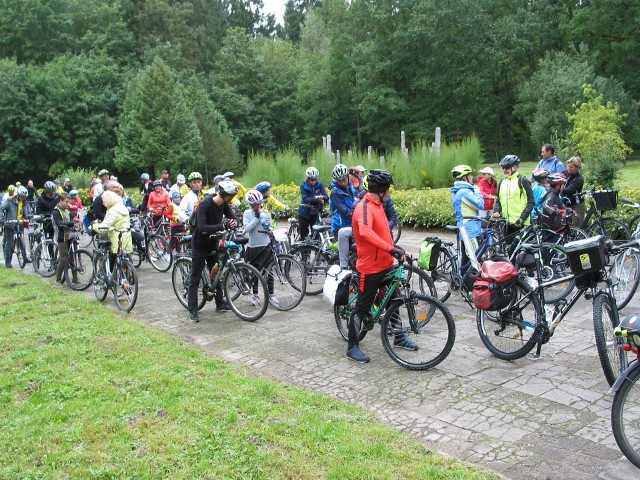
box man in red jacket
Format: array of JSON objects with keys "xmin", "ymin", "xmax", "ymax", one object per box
[{"xmin": 347, "ymin": 170, "xmax": 415, "ymax": 363}]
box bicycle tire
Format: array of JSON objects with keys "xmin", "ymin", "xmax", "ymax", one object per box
[
  {"xmin": 33, "ymin": 240, "xmax": 58, "ymax": 277},
  {"xmin": 588, "ymin": 218, "xmax": 631, "ymax": 246},
  {"xmin": 288, "ymin": 222, "xmax": 301, "ymax": 244},
  {"xmin": 380, "ymin": 294, "xmax": 455, "ymax": 370},
  {"xmin": 265, "ymin": 254, "xmax": 306, "ymax": 311},
  {"xmin": 171, "ymin": 257, "xmax": 207, "ymax": 311},
  {"xmin": 65, "ymin": 248, "xmax": 94, "ymax": 291},
  {"xmin": 404, "ymin": 263, "xmax": 437, "ymax": 298},
  {"xmin": 561, "ymin": 225, "xmax": 589, "ymax": 244},
  {"xmin": 78, "ymin": 226, "xmax": 94, "ymax": 249},
  {"xmin": 146, "ymin": 234, "xmax": 173, "ymax": 272},
  {"xmin": 113, "ymin": 258, "xmax": 138, "ymax": 312},
  {"xmin": 609, "ymin": 249, "xmax": 640, "ymax": 310},
  {"xmin": 629, "ymin": 214, "xmax": 640, "ymax": 236},
  {"xmin": 291, "ymin": 243, "xmax": 330, "ymax": 295},
  {"xmin": 93, "ymin": 254, "xmax": 109, "ymax": 302},
  {"xmin": 15, "ymin": 235, "xmax": 26, "ymax": 268},
  {"xmin": 129, "ymin": 248, "xmax": 143, "ymax": 268},
  {"xmin": 334, "ymin": 274, "xmax": 359, "ymax": 341},
  {"xmin": 429, "ymin": 246, "xmax": 457, "ymax": 303},
  {"xmin": 537, "ymin": 243, "xmax": 575, "ymax": 304},
  {"xmin": 223, "ymin": 263, "xmax": 268, "ymax": 322},
  {"xmin": 611, "ymin": 362, "xmax": 640, "ymax": 468},
  {"xmin": 391, "ymin": 221, "xmax": 402, "ymax": 244},
  {"xmin": 593, "ymin": 293, "xmax": 626, "ymax": 386},
  {"xmin": 476, "ymin": 278, "xmax": 541, "ymax": 360}
]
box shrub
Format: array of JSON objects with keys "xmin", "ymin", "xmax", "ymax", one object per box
[
  {"xmin": 55, "ymin": 168, "xmax": 96, "ymax": 191},
  {"xmin": 393, "ymin": 188, "xmax": 455, "ymax": 228}
]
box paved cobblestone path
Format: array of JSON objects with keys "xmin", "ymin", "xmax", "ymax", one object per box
[{"xmin": 18, "ymin": 227, "xmax": 640, "ymax": 479}]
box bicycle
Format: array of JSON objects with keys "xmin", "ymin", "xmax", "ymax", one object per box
[
  {"xmin": 91, "ymin": 228, "xmax": 138, "ymax": 312},
  {"xmin": 575, "ymin": 189, "xmax": 631, "ymax": 245},
  {"xmin": 128, "ymin": 212, "xmax": 173, "ymax": 272},
  {"xmin": 623, "ymin": 197, "xmax": 640, "ymax": 234},
  {"xmin": 172, "ymin": 230, "xmax": 269, "ymax": 322},
  {"xmin": 290, "ymin": 222, "xmax": 337, "ymax": 295},
  {"xmin": 1, "ymin": 219, "xmax": 29, "ymax": 268},
  {"xmin": 607, "ymin": 238, "xmax": 640, "ymax": 311},
  {"xmin": 610, "ymin": 314, "xmax": 640, "ymax": 468},
  {"xmin": 475, "ymin": 235, "xmax": 625, "ymax": 387},
  {"xmin": 62, "ymin": 227, "xmax": 94, "ymax": 291},
  {"xmin": 30, "ymin": 215, "xmax": 59, "ymax": 277},
  {"xmin": 333, "ymin": 257, "xmax": 455, "ymax": 371}
]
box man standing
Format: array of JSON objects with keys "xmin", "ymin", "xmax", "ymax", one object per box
[
  {"xmin": 346, "ymin": 170, "xmax": 413, "ymax": 363},
  {"xmin": 160, "ymin": 170, "xmax": 171, "ymax": 192},
  {"xmin": 0, "ymin": 186, "xmax": 32, "ymax": 268},
  {"xmin": 493, "ymin": 155, "xmax": 535, "ymax": 243},
  {"xmin": 329, "ymin": 164, "xmax": 356, "ymax": 238},
  {"xmin": 182, "ymin": 172, "xmax": 204, "ymax": 218},
  {"xmin": 535, "ymin": 144, "xmax": 564, "ymax": 174},
  {"xmin": 187, "ymin": 180, "xmax": 238, "ymax": 322},
  {"xmin": 92, "ymin": 169, "xmax": 110, "ymax": 199}
]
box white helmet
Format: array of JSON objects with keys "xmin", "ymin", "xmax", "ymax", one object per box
[
  {"xmin": 245, "ymin": 189, "xmax": 264, "ymax": 206},
  {"xmin": 218, "ymin": 180, "xmax": 239, "ymax": 196},
  {"xmin": 305, "ymin": 167, "xmax": 319, "ymax": 179},
  {"xmin": 332, "ymin": 163, "xmax": 349, "ymax": 180},
  {"xmin": 16, "ymin": 186, "xmax": 28, "ymax": 197},
  {"xmin": 177, "ymin": 174, "xmax": 186, "ymax": 184}
]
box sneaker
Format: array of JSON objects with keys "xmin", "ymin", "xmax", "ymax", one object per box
[
  {"xmin": 346, "ymin": 345, "xmax": 370, "ymax": 363},
  {"xmin": 216, "ymin": 302, "xmax": 232, "ymax": 312},
  {"xmin": 250, "ymin": 294, "xmax": 261, "ymax": 306},
  {"xmin": 269, "ymin": 294, "xmax": 279, "ymax": 307},
  {"xmin": 188, "ymin": 311, "xmax": 200, "ymax": 323},
  {"xmin": 394, "ymin": 334, "xmax": 419, "ymax": 351},
  {"xmin": 5, "ymin": 264, "xmax": 12, "ymax": 269}
]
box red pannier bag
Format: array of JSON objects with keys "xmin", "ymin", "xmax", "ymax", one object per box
[{"xmin": 472, "ymin": 261, "xmax": 519, "ymax": 311}]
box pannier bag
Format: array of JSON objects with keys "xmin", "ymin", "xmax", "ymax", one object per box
[
  {"xmin": 472, "ymin": 261, "xmax": 519, "ymax": 311},
  {"xmin": 418, "ymin": 237, "xmax": 442, "ymax": 271},
  {"xmin": 592, "ymin": 190, "xmax": 618, "ymax": 212},
  {"xmin": 323, "ymin": 265, "xmax": 353, "ymax": 306},
  {"xmin": 564, "ymin": 235, "xmax": 607, "ymax": 275}
]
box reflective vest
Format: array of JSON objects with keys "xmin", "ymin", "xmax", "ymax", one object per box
[{"xmin": 498, "ymin": 174, "xmax": 530, "ymax": 225}]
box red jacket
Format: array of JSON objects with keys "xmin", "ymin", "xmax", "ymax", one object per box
[
  {"xmin": 477, "ymin": 176, "xmax": 497, "ymax": 210},
  {"xmin": 147, "ymin": 189, "xmax": 171, "ymax": 216},
  {"xmin": 352, "ymin": 194, "xmax": 395, "ymax": 274}
]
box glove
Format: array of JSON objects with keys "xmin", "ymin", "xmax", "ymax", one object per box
[
  {"xmin": 390, "ymin": 246, "xmax": 405, "ymax": 259},
  {"xmin": 515, "ymin": 219, "xmax": 523, "ymax": 227}
]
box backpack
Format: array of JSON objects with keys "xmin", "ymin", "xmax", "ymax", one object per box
[
  {"xmin": 472, "ymin": 261, "xmax": 519, "ymax": 311},
  {"xmin": 498, "ymin": 174, "xmax": 525, "ymax": 198},
  {"xmin": 418, "ymin": 237, "xmax": 442, "ymax": 271}
]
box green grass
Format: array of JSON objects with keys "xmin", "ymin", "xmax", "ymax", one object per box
[{"xmin": 0, "ymin": 270, "xmax": 498, "ymax": 479}]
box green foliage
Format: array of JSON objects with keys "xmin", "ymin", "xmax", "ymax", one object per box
[
  {"xmin": 566, "ymin": 84, "xmax": 632, "ymax": 189},
  {"xmin": 392, "ymin": 188, "xmax": 455, "ymax": 228},
  {"xmin": 54, "ymin": 168, "xmax": 96, "ymax": 192}
]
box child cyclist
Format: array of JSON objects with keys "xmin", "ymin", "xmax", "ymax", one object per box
[{"xmin": 243, "ymin": 189, "xmax": 277, "ymax": 305}]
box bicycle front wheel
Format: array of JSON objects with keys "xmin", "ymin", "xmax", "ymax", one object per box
[
  {"xmin": 171, "ymin": 257, "xmax": 207, "ymax": 311},
  {"xmin": 15, "ymin": 236, "xmax": 26, "ymax": 268},
  {"xmin": 65, "ymin": 248, "xmax": 94, "ymax": 291},
  {"xmin": 612, "ymin": 363, "xmax": 640, "ymax": 468},
  {"xmin": 380, "ymin": 294, "xmax": 455, "ymax": 370},
  {"xmin": 476, "ymin": 279, "xmax": 541, "ymax": 360},
  {"xmin": 146, "ymin": 234, "xmax": 173, "ymax": 272},
  {"xmin": 265, "ymin": 254, "xmax": 306, "ymax": 311},
  {"xmin": 429, "ymin": 247, "xmax": 457, "ymax": 303},
  {"xmin": 609, "ymin": 249, "xmax": 640, "ymax": 311},
  {"xmin": 391, "ymin": 221, "xmax": 402, "ymax": 244},
  {"xmin": 224, "ymin": 263, "xmax": 268, "ymax": 322},
  {"xmin": 593, "ymin": 293, "xmax": 626, "ymax": 386},
  {"xmin": 113, "ymin": 259, "xmax": 138, "ymax": 312},
  {"xmin": 33, "ymin": 240, "xmax": 58, "ymax": 277}
]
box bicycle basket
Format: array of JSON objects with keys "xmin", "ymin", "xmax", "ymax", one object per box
[
  {"xmin": 564, "ymin": 235, "xmax": 607, "ymax": 275},
  {"xmin": 593, "ymin": 190, "xmax": 618, "ymax": 211}
]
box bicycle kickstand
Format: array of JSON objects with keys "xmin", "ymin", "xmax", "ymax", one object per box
[{"xmin": 528, "ymin": 341, "xmax": 543, "ymax": 360}]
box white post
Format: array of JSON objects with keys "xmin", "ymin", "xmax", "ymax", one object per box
[
  {"xmin": 327, "ymin": 135, "xmax": 332, "ymax": 153},
  {"xmin": 435, "ymin": 127, "xmax": 441, "ymax": 156},
  {"xmin": 336, "ymin": 150, "xmax": 341, "ymax": 162},
  {"xmin": 368, "ymin": 146, "xmax": 372, "ymax": 161},
  {"xmin": 322, "ymin": 136, "xmax": 326, "ymax": 150},
  {"xmin": 401, "ymin": 131, "xmax": 408, "ymax": 158}
]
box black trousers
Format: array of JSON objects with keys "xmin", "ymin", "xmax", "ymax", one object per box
[
  {"xmin": 298, "ymin": 214, "xmax": 318, "ymax": 240},
  {"xmin": 348, "ymin": 269, "xmax": 390, "ymax": 349},
  {"xmin": 187, "ymin": 249, "xmax": 224, "ymax": 313}
]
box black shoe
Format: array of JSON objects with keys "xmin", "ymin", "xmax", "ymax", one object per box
[
  {"xmin": 5, "ymin": 264, "xmax": 12, "ymax": 269},
  {"xmin": 394, "ymin": 334, "xmax": 418, "ymax": 351},
  {"xmin": 216, "ymin": 302, "xmax": 232, "ymax": 312},
  {"xmin": 188, "ymin": 311, "xmax": 200, "ymax": 323},
  {"xmin": 346, "ymin": 346, "xmax": 370, "ymax": 363}
]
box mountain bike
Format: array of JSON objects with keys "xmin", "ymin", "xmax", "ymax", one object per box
[
  {"xmin": 610, "ymin": 315, "xmax": 640, "ymax": 468},
  {"xmin": 333, "ymin": 257, "xmax": 455, "ymax": 371},
  {"xmin": 91, "ymin": 228, "xmax": 138, "ymax": 312},
  {"xmin": 63, "ymin": 227, "xmax": 94, "ymax": 291},
  {"xmin": 172, "ymin": 230, "xmax": 269, "ymax": 322},
  {"xmin": 575, "ymin": 189, "xmax": 631, "ymax": 245},
  {"xmin": 30, "ymin": 216, "xmax": 58, "ymax": 277},
  {"xmin": 1, "ymin": 220, "xmax": 29, "ymax": 268},
  {"xmin": 475, "ymin": 236, "xmax": 625, "ymax": 387},
  {"xmin": 128, "ymin": 212, "xmax": 173, "ymax": 272}
]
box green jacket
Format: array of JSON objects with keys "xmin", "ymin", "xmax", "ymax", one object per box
[
  {"xmin": 93, "ymin": 202, "xmax": 133, "ymax": 254},
  {"xmin": 494, "ymin": 173, "xmax": 534, "ymax": 225}
]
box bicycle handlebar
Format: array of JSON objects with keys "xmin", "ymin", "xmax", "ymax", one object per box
[{"xmin": 621, "ymin": 198, "xmax": 640, "ymax": 209}]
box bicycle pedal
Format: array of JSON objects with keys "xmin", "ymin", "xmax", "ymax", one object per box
[{"xmin": 584, "ymin": 292, "xmax": 593, "ymax": 300}]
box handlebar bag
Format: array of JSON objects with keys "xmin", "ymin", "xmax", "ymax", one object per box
[{"xmin": 472, "ymin": 261, "xmax": 519, "ymax": 311}]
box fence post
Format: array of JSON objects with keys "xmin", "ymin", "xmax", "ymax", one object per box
[
  {"xmin": 327, "ymin": 135, "xmax": 332, "ymax": 153},
  {"xmin": 337, "ymin": 150, "xmax": 341, "ymax": 162},
  {"xmin": 368, "ymin": 146, "xmax": 372, "ymax": 161},
  {"xmin": 322, "ymin": 136, "xmax": 326, "ymax": 151},
  {"xmin": 401, "ymin": 131, "xmax": 408, "ymax": 158},
  {"xmin": 434, "ymin": 127, "xmax": 441, "ymax": 156}
]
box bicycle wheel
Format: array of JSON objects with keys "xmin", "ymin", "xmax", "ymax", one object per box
[
  {"xmin": 129, "ymin": 247, "xmax": 142, "ymax": 268},
  {"xmin": 93, "ymin": 255, "xmax": 108, "ymax": 302},
  {"xmin": 113, "ymin": 259, "xmax": 138, "ymax": 312},
  {"xmin": 404, "ymin": 264, "xmax": 437, "ymax": 297},
  {"xmin": 78, "ymin": 226, "xmax": 94, "ymax": 248},
  {"xmin": 146, "ymin": 234, "xmax": 173, "ymax": 272},
  {"xmin": 65, "ymin": 248, "xmax": 94, "ymax": 291},
  {"xmin": 291, "ymin": 243, "xmax": 330, "ymax": 295},
  {"xmin": 609, "ymin": 249, "xmax": 640, "ymax": 310},
  {"xmin": 265, "ymin": 254, "xmax": 306, "ymax": 311},
  {"xmin": 380, "ymin": 294, "xmax": 455, "ymax": 370},
  {"xmin": 537, "ymin": 243, "xmax": 575, "ymax": 303},
  {"xmin": 588, "ymin": 218, "xmax": 631, "ymax": 246},
  {"xmin": 629, "ymin": 214, "xmax": 640, "ymax": 237},
  {"xmin": 15, "ymin": 236, "xmax": 26, "ymax": 268},
  {"xmin": 611, "ymin": 363, "xmax": 640, "ymax": 468},
  {"xmin": 476, "ymin": 278, "xmax": 541, "ymax": 360},
  {"xmin": 429, "ymin": 247, "xmax": 457, "ymax": 302},
  {"xmin": 288, "ymin": 222, "xmax": 301, "ymax": 244},
  {"xmin": 391, "ymin": 221, "xmax": 402, "ymax": 244},
  {"xmin": 33, "ymin": 240, "xmax": 58, "ymax": 277},
  {"xmin": 171, "ymin": 257, "xmax": 207, "ymax": 311},
  {"xmin": 593, "ymin": 293, "xmax": 626, "ymax": 386},
  {"xmin": 224, "ymin": 263, "xmax": 269, "ymax": 322},
  {"xmin": 561, "ymin": 225, "xmax": 589, "ymax": 244},
  {"xmin": 334, "ymin": 274, "xmax": 360, "ymax": 341}
]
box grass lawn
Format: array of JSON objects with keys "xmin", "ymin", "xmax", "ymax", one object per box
[{"xmin": 0, "ymin": 269, "xmax": 499, "ymax": 479}]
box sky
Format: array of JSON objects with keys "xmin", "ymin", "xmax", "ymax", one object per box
[{"xmin": 263, "ymin": 0, "xmax": 286, "ymax": 24}]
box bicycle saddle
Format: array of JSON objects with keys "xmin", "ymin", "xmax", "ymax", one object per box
[
  {"xmin": 445, "ymin": 225, "xmax": 460, "ymax": 232},
  {"xmin": 312, "ymin": 225, "xmax": 332, "ymax": 233}
]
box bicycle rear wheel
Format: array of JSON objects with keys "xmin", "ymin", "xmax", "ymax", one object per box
[
  {"xmin": 15, "ymin": 236, "xmax": 26, "ymax": 268},
  {"xmin": 588, "ymin": 218, "xmax": 631, "ymax": 246},
  {"xmin": 429, "ymin": 247, "xmax": 457, "ymax": 302},
  {"xmin": 609, "ymin": 249, "xmax": 640, "ymax": 311},
  {"xmin": 334, "ymin": 274, "xmax": 359, "ymax": 341},
  {"xmin": 611, "ymin": 363, "xmax": 640, "ymax": 468},
  {"xmin": 113, "ymin": 259, "xmax": 138, "ymax": 312},
  {"xmin": 380, "ymin": 294, "xmax": 455, "ymax": 370},
  {"xmin": 404, "ymin": 264, "xmax": 437, "ymax": 297},
  {"xmin": 146, "ymin": 234, "xmax": 172, "ymax": 272},
  {"xmin": 291, "ymin": 243, "xmax": 330, "ymax": 295},
  {"xmin": 93, "ymin": 255, "xmax": 108, "ymax": 301},
  {"xmin": 476, "ymin": 279, "xmax": 541, "ymax": 360},
  {"xmin": 33, "ymin": 240, "xmax": 58, "ymax": 277},
  {"xmin": 65, "ymin": 248, "xmax": 94, "ymax": 291},
  {"xmin": 224, "ymin": 263, "xmax": 268, "ymax": 322},
  {"xmin": 537, "ymin": 243, "xmax": 575, "ymax": 304},
  {"xmin": 593, "ymin": 293, "xmax": 626, "ymax": 386},
  {"xmin": 265, "ymin": 254, "xmax": 306, "ymax": 311}
]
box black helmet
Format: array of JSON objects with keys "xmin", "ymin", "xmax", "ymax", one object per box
[
  {"xmin": 499, "ymin": 155, "xmax": 520, "ymax": 168},
  {"xmin": 152, "ymin": 179, "xmax": 163, "ymax": 187},
  {"xmin": 366, "ymin": 169, "xmax": 393, "ymax": 193}
]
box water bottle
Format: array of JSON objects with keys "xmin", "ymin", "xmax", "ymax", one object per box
[{"xmin": 210, "ymin": 262, "xmax": 219, "ymax": 280}]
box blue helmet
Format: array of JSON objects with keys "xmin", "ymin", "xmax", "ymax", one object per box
[{"xmin": 255, "ymin": 181, "xmax": 271, "ymax": 194}]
